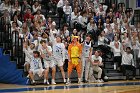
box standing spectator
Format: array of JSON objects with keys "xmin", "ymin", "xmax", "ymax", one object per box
[
  {"xmin": 66, "ymin": 36, "xmax": 82, "ymax": 84},
  {"xmin": 63, "ymin": 0, "xmax": 72, "ymax": 24},
  {"xmin": 121, "ymin": 47, "xmax": 136, "ymax": 80},
  {"xmin": 81, "ymin": 35, "xmax": 93, "ymax": 82},
  {"xmin": 32, "ymin": 1, "xmax": 41, "ymax": 13},
  {"xmin": 12, "ymin": 0, "xmax": 21, "ymax": 14},
  {"xmin": 98, "ymin": 31, "xmax": 106, "ymax": 45},
  {"xmin": 0, "ymin": 0, "xmax": 11, "ymax": 14},
  {"xmin": 22, "ymin": 0, "xmax": 31, "ymax": 14},
  {"xmin": 23, "ymin": 8, "xmax": 34, "ymax": 22},
  {"xmin": 77, "ymin": 11, "xmax": 88, "ymax": 31},
  {"xmin": 70, "ymin": 8, "xmax": 79, "ymax": 28},
  {"xmin": 87, "ymin": 18, "xmax": 97, "ymax": 33},
  {"xmin": 109, "ymin": 36, "xmax": 122, "ymax": 70},
  {"xmin": 11, "ymin": 14, "xmax": 22, "ymax": 27},
  {"xmin": 57, "ymin": 0, "xmax": 65, "ymax": 27}
]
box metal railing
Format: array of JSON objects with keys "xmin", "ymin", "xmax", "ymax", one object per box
[{"xmin": 0, "ymin": 17, "xmax": 25, "ymax": 69}]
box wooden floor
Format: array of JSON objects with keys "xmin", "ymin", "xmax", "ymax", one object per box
[{"xmin": 0, "ymin": 80, "xmax": 140, "ymax": 93}]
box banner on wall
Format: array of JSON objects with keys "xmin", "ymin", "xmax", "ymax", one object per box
[{"xmin": 136, "ymin": 0, "xmax": 140, "ymax": 7}]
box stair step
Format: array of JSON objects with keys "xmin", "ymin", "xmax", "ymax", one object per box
[
  {"xmin": 108, "ymin": 76, "xmax": 140, "ymax": 80},
  {"xmin": 0, "ymin": 52, "xmax": 28, "ymax": 85},
  {"xmin": 108, "ymin": 76, "xmax": 125, "ymax": 80},
  {"xmin": 106, "ymin": 73, "xmax": 123, "ymax": 76},
  {"xmin": 104, "ymin": 69, "xmax": 120, "ymax": 73},
  {"xmin": 105, "ymin": 64, "xmax": 114, "ymax": 69}
]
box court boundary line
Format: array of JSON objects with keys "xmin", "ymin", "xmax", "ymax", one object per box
[{"xmin": 0, "ymin": 81, "xmax": 140, "ymax": 92}]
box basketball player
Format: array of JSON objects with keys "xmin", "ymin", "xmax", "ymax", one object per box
[
  {"xmin": 40, "ymin": 40, "xmax": 56, "ymax": 85},
  {"xmin": 25, "ymin": 50, "xmax": 44, "ymax": 85},
  {"xmin": 23, "ymin": 42, "xmax": 36, "ymax": 74},
  {"xmin": 81, "ymin": 35, "xmax": 93, "ymax": 82},
  {"xmin": 50, "ymin": 29, "xmax": 66, "ymax": 83}
]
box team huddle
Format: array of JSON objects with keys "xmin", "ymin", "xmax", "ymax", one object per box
[{"xmin": 23, "ymin": 29, "xmax": 104, "ymax": 85}]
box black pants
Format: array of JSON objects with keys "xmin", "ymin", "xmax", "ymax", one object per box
[
  {"xmin": 99, "ymin": 66, "xmax": 107, "ymax": 81},
  {"xmin": 121, "ymin": 65, "xmax": 136, "ymax": 77},
  {"xmin": 114, "ymin": 56, "xmax": 122, "ymax": 67}
]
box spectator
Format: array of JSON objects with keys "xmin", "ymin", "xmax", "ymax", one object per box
[
  {"xmin": 63, "ymin": 0, "xmax": 72, "ymax": 24},
  {"xmin": 12, "ymin": 0, "xmax": 21, "ymax": 14},
  {"xmin": 121, "ymin": 47, "xmax": 136, "ymax": 80},
  {"xmin": 32, "ymin": 1, "xmax": 41, "ymax": 13},
  {"xmin": 66, "ymin": 36, "xmax": 82, "ymax": 84},
  {"xmin": 87, "ymin": 18, "xmax": 97, "ymax": 33},
  {"xmin": 22, "ymin": 0, "xmax": 31, "ymax": 13},
  {"xmin": 23, "ymin": 8, "xmax": 34, "ymax": 22},
  {"xmin": 0, "ymin": 0, "xmax": 11, "ymax": 14},
  {"xmin": 77, "ymin": 11, "xmax": 88, "ymax": 31},
  {"xmin": 11, "ymin": 14, "xmax": 22, "ymax": 27},
  {"xmin": 70, "ymin": 8, "xmax": 79, "ymax": 28},
  {"xmin": 109, "ymin": 36, "xmax": 122, "ymax": 70},
  {"xmin": 89, "ymin": 50, "xmax": 103, "ymax": 83}
]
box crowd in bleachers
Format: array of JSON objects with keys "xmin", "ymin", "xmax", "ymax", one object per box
[{"xmin": 0, "ymin": 0, "xmax": 140, "ymax": 85}]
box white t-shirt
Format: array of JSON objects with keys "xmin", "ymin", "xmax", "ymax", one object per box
[
  {"xmin": 121, "ymin": 51, "xmax": 134, "ymax": 66},
  {"xmin": 91, "ymin": 55, "xmax": 102, "ymax": 64},
  {"xmin": 98, "ymin": 36, "xmax": 105, "ymax": 45},
  {"xmin": 109, "ymin": 41, "xmax": 121, "ymax": 57},
  {"xmin": 63, "ymin": 5, "xmax": 72, "ymax": 15},
  {"xmin": 71, "ymin": 12, "xmax": 79, "ymax": 21}
]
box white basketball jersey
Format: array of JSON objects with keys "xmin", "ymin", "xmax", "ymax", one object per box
[
  {"xmin": 31, "ymin": 58, "xmax": 41, "ymax": 70},
  {"xmin": 41, "ymin": 46, "xmax": 52, "ymax": 61},
  {"xmin": 83, "ymin": 42, "xmax": 92, "ymax": 57},
  {"xmin": 53, "ymin": 43, "xmax": 65, "ymax": 58}
]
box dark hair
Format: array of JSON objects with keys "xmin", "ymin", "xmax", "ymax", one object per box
[
  {"xmin": 41, "ymin": 32, "xmax": 49, "ymax": 37},
  {"xmin": 33, "ymin": 51, "xmax": 40, "ymax": 57},
  {"xmin": 86, "ymin": 34, "xmax": 91, "ymax": 38},
  {"xmin": 40, "ymin": 40, "xmax": 46, "ymax": 44},
  {"xmin": 56, "ymin": 35, "xmax": 62, "ymax": 42},
  {"xmin": 126, "ymin": 47, "xmax": 131, "ymax": 50},
  {"xmin": 12, "ymin": 21, "xmax": 18, "ymax": 27}
]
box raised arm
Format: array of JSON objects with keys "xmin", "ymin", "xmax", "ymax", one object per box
[{"xmin": 50, "ymin": 29, "xmax": 57, "ymax": 45}]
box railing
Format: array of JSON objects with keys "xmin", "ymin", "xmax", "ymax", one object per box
[{"xmin": 0, "ymin": 17, "xmax": 25, "ymax": 69}]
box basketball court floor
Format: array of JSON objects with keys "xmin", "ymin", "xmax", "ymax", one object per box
[{"xmin": 0, "ymin": 80, "xmax": 140, "ymax": 93}]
